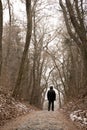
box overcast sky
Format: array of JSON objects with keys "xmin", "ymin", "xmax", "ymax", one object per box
[{"xmin": 2, "ymin": 0, "xmax": 62, "ymax": 27}]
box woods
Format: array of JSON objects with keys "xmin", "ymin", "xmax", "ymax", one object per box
[
  {"xmin": 0, "ymin": 0, "xmax": 87, "ymax": 109},
  {"xmin": 59, "ymin": 0, "xmax": 87, "ymax": 100}
]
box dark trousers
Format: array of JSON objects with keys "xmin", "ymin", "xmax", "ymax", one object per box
[{"xmin": 48, "ymin": 100, "xmax": 54, "ymax": 111}]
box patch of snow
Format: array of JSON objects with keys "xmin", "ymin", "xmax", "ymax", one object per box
[
  {"xmin": 70, "ymin": 113, "xmax": 77, "ymax": 121},
  {"xmin": 15, "ymin": 103, "xmax": 28, "ymax": 112},
  {"xmin": 70, "ymin": 110, "xmax": 87, "ymax": 127}
]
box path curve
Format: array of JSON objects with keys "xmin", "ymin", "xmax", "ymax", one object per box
[{"xmin": 0, "ymin": 110, "xmax": 79, "ymax": 130}]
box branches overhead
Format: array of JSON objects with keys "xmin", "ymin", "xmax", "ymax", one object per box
[{"xmin": 59, "ymin": 0, "xmax": 86, "ymax": 46}]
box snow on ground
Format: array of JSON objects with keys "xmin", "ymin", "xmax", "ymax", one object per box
[
  {"xmin": 70, "ymin": 109, "xmax": 87, "ymax": 128},
  {"xmin": 62, "ymin": 98, "xmax": 87, "ymax": 130}
]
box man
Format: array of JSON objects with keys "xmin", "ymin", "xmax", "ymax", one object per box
[{"xmin": 47, "ymin": 86, "xmax": 56, "ymax": 111}]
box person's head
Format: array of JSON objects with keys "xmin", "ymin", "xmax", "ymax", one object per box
[{"xmin": 50, "ymin": 86, "xmax": 53, "ymax": 90}]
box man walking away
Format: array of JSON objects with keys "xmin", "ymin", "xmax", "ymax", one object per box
[{"xmin": 47, "ymin": 86, "xmax": 56, "ymax": 111}]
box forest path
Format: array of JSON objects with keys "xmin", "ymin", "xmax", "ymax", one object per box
[{"xmin": 0, "ymin": 110, "xmax": 79, "ymax": 130}]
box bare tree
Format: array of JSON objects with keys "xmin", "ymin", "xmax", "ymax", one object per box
[
  {"xmin": 59, "ymin": 0, "xmax": 87, "ymax": 94},
  {"xmin": 12, "ymin": 0, "xmax": 32, "ymax": 99},
  {"xmin": 6, "ymin": 0, "xmax": 11, "ymax": 60},
  {"xmin": 0, "ymin": 0, "xmax": 3, "ymax": 75},
  {"xmin": 1, "ymin": 23, "xmax": 23, "ymax": 90}
]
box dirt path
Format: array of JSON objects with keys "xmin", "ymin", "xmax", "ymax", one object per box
[{"xmin": 0, "ymin": 110, "xmax": 79, "ymax": 130}]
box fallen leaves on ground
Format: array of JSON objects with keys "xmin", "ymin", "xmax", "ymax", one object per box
[{"xmin": 0, "ymin": 90, "xmax": 37, "ymax": 126}]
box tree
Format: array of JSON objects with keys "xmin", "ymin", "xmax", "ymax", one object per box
[
  {"xmin": 1, "ymin": 22, "xmax": 22, "ymax": 90},
  {"xmin": 0, "ymin": 0, "xmax": 3, "ymax": 75},
  {"xmin": 6, "ymin": 0, "xmax": 12, "ymax": 61},
  {"xmin": 12, "ymin": 0, "xmax": 32, "ymax": 99},
  {"xmin": 29, "ymin": 0, "xmax": 58, "ymax": 107},
  {"xmin": 59, "ymin": 0, "xmax": 87, "ymax": 94}
]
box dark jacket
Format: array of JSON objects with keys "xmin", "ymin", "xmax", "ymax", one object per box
[{"xmin": 47, "ymin": 89, "xmax": 56, "ymax": 101}]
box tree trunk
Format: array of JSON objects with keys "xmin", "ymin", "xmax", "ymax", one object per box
[
  {"xmin": 6, "ymin": 0, "xmax": 11, "ymax": 61},
  {"xmin": 12, "ymin": 0, "xmax": 32, "ymax": 99},
  {"xmin": 0, "ymin": 0, "xmax": 3, "ymax": 76}
]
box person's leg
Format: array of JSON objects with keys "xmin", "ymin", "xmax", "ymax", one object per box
[
  {"xmin": 48, "ymin": 100, "xmax": 51, "ymax": 111},
  {"xmin": 52, "ymin": 101, "xmax": 54, "ymax": 111}
]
